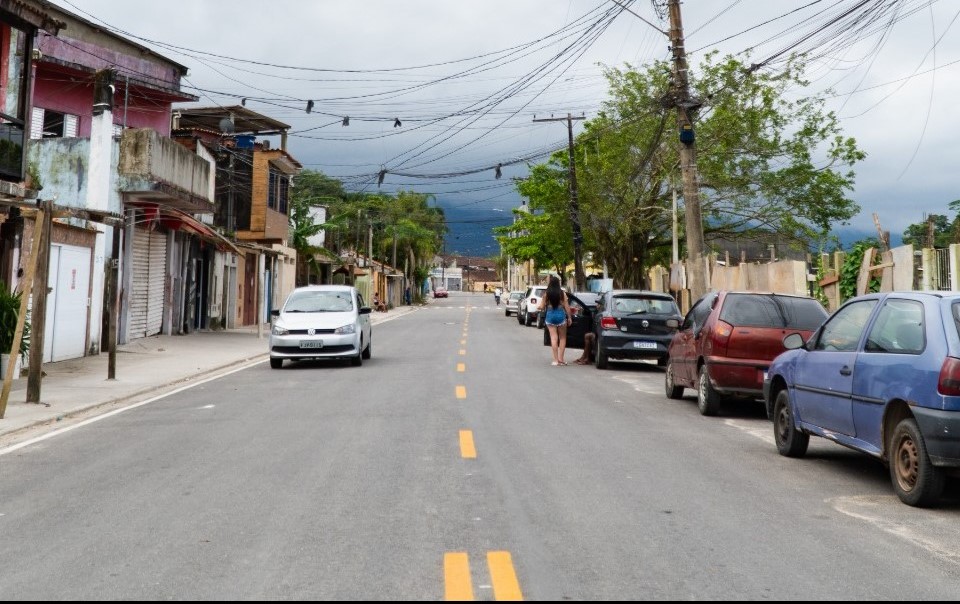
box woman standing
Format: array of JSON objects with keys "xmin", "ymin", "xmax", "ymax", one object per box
[{"xmin": 537, "ymin": 275, "xmax": 572, "ymax": 366}]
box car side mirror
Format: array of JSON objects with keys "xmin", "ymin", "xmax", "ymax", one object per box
[
  {"xmin": 359, "ymin": 307, "xmax": 372, "ymax": 315},
  {"xmin": 270, "ymin": 309, "xmax": 280, "ymax": 317},
  {"xmin": 783, "ymin": 333, "xmax": 805, "ymax": 350}
]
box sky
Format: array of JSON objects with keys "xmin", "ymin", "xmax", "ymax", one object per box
[{"xmin": 54, "ymin": 0, "xmax": 960, "ymax": 256}]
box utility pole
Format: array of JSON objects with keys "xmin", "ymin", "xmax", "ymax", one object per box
[
  {"xmin": 27, "ymin": 199, "xmax": 53, "ymax": 403},
  {"xmin": 667, "ymin": 0, "xmax": 708, "ymax": 299},
  {"xmin": 534, "ymin": 113, "xmax": 586, "ymax": 290}
]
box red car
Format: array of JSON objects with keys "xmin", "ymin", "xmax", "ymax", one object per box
[
  {"xmin": 433, "ymin": 288, "xmax": 448, "ymax": 298},
  {"xmin": 664, "ymin": 291, "xmax": 828, "ymax": 416}
]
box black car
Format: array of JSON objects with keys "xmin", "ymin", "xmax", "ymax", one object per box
[
  {"xmin": 592, "ymin": 290, "xmax": 682, "ymax": 369},
  {"xmin": 537, "ymin": 291, "xmax": 600, "ymax": 329},
  {"xmin": 541, "ymin": 292, "xmax": 595, "ymax": 350}
]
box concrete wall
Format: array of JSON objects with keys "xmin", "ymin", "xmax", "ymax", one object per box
[
  {"xmin": 117, "ymin": 129, "xmax": 212, "ymax": 203},
  {"xmin": 26, "ymin": 136, "xmax": 122, "ymax": 214}
]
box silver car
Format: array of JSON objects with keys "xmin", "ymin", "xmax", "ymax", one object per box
[
  {"xmin": 504, "ymin": 290, "xmax": 524, "ymax": 317},
  {"xmin": 269, "ymin": 285, "xmax": 372, "ymax": 368}
]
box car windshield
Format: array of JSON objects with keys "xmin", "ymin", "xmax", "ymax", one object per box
[
  {"xmin": 720, "ymin": 293, "xmax": 826, "ymax": 330},
  {"xmin": 612, "ymin": 295, "xmax": 677, "ymax": 315},
  {"xmin": 284, "ymin": 290, "xmax": 354, "ymax": 313}
]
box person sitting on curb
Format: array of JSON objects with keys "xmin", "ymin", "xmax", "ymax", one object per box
[
  {"xmin": 372, "ymin": 292, "xmax": 387, "ymax": 312},
  {"xmin": 574, "ymin": 331, "xmax": 596, "ymax": 365}
]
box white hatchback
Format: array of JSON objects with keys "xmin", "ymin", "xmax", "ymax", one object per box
[{"xmin": 269, "ymin": 285, "xmax": 372, "ymax": 368}]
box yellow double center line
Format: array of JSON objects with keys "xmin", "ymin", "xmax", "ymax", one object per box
[{"xmin": 444, "ymin": 551, "xmax": 523, "ymax": 601}]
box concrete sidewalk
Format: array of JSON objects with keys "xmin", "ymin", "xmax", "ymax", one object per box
[{"xmin": 0, "ymin": 304, "xmax": 420, "ymax": 447}]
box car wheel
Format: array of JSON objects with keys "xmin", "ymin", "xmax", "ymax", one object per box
[
  {"xmin": 697, "ymin": 365, "xmax": 722, "ymax": 416},
  {"xmin": 773, "ymin": 389, "xmax": 808, "ymax": 457},
  {"xmin": 889, "ymin": 417, "xmax": 945, "ymax": 507},
  {"xmin": 517, "ymin": 311, "xmax": 524, "ymax": 325},
  {"xmin": 524, "ymin": 312, "xmax": 532, "ymax": 326},
  {"xmin": 505, "ymin": 309, "xmax": 510, "ymax": 317},
  {"xmin": 595, "ymin": 337, "xmax": 609, "ymax": 369},
  {"xmin": 351, "ymin": 343, "xmax": 363, "ymax": 367},
  {"xmin": 665, "ymin": 359, "xmax": 684, "ymax": 399},
  {"xmin": 269, "ymin": 357, "xmax": 283, "ymax": 369},
  {"xmin": 362, "ymin": 338, "xmax": 371, "ymax": 360}
]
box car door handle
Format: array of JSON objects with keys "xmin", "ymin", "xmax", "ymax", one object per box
[{"xmin": 839, "ymin": 366, "xmax": 852, "ymax": 376}]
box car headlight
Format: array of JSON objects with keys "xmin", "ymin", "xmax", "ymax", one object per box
[
  {"xmin": 272, "ymin": 324, "xmax": 289, "ymax": 336},
  {"xmin": 335, "ymin": 323, "xmax": 356, "ymax": 335}
]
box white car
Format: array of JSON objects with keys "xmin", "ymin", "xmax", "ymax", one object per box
[
  {"xmin": 518, "ymin": 285, "xmax": 548, "ymax": 326},
  {"xmin": 269, "ymin": 285, "xmax": 372, "ymax": 368}
]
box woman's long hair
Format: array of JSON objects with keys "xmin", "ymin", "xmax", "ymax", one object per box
[{"xmin": 546, "ymin": 275, "xmax": 562, "ymax": 308}]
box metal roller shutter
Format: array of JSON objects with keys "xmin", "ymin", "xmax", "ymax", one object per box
[{"xmin": 129, "ymin": 227, "xmax": 167, "ymax": 339}]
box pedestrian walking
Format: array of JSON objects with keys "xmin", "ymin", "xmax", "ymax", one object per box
[
  {"xmin": 537, "ymin": 275, "xmax": 572, "ymax": 366},
  {"xmin": 494, "ymin": 286, "xmax": 503, "ymax": 305}
]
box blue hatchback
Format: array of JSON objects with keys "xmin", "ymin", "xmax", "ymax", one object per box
[{"xmin": 764, "ymin": 292, "xmax": 960, "ymax": 507}]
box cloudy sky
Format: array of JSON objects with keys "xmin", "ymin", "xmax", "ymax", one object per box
[{"xmin": 57, "ymin": 0, "xmax": 960, "ymax": 254}]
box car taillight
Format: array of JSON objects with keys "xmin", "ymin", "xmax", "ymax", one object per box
[
  {"xmin": 938, "ymin": 357, "xmax": 960, "ymax": 396},
  {"xmin": 711, "ymin": 320, "xmax": 733, "ymax": 355},
  {"xmin": 600, "ymin": 316, "xmax": 618, "ymax": 330}
]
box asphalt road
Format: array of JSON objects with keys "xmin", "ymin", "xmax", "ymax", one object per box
[{"xmin": 1, "ymin": 291, "xmax": 959, "ymax": 600}]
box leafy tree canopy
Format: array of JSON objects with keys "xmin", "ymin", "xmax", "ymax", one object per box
[{"xmin": 506, "ymin": 53, "xmax": 865, "ymax": 287}]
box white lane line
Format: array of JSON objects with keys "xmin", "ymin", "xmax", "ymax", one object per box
[
  {"xmin": 723, "ymin": 419, "xmax": 774, "ymax": 445},
  {"xmin": 199, "ymin": 405, "xmax": 215, "ymax": 409},
  {"xmin": 0, "ymin": 359, "xmax": 266, "ymax": 457},
  {"xmin": 830, "ymin": 495, "xmax": 960, "ymax": 567}
]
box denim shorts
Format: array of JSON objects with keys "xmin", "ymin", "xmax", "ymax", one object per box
[{"xmin": 544, "ymin": 307, "xmax": 567, "ymax": 326}]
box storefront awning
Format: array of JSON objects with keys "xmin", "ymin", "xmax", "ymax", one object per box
[{"xmin": 132, "ymin": 203, "xmax": 240, "ymax": 254}]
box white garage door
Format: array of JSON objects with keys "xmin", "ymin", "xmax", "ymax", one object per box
[{"xmin": 128, "ymin": 227, "xmax": 167, "ymax": 340}]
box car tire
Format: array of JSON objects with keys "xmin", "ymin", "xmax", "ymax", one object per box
[
  {"xmin": 270, "ymin": 357, "xmax": 283, "ymax": 369},
  {"xmin": 517, "ymin": 310, "xmax": 524, "ymax": 325},
  {"xmin": 595, "ymin": 337, "xmax": 609, "ymax": 369},
  {"xmin": 697, "ymin": 365, "xmax": 722, "ymax": 416},
  {"xmin": 351, "ymin": 345, "xmax": 363, "ymax": 367},
  {"xmin": 362, "ymin": 338, "xmax": 371, "ymax": 360},
  {"xmin": 665, "ymin": 359, "xmax": 684, "ymax": 399},
  {"xmin": 889, "ymin": 417, "xmax": 945, "ymax": 507},
  {"xmin": 524, "ymin": 312, "xmax": 532, "ymax": 326},
  {"xmin": 773, "ymin": 389, "xmax": 808, "ymax": 457},
  {"xmin": 505, "ymin": 309, "xmax": 510, "ymax": 317}
]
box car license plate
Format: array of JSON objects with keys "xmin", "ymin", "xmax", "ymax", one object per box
[
  {"xmin": 300, "ymin": 340, "xmax": 324, "ymax": 349},
  {"xmin": 633, "ymin": 341, "xmax": 657, "ymax": 349}
]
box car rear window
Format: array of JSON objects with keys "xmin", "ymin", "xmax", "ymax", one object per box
[
  {"xmin": 611, "ymin": 295, "xmax": 678, "ymax": 315},
  {"xmin": 719, "ymin": 294, "xmax": 826, "ymax": 330}
]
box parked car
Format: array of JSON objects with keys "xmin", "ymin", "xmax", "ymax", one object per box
[
  {"xmin": 536, "ymin": 291, "xmax": 601, "ymax": 328},
  {"xmin": 518, "ymin": 285, "xmax": 548, "ymax": 326},
  {"xmin": 665, "ymin": 291, "xmax": 828, "ymax": 416},
  {"xmin": 541, "ymin": 292, "xmax": 594, "ymax": 350},
  {"xmin": 269, "ymin": 285, "xmax": 372, "ymax": 369},
  {"xmin": 590, "ymin": 290, "xmax": 682, "ymax": 369},
  {"xmin": 766, "ymin": 292, "xmax": 960, "ymax": 507},
  {"xmin": 433, "ymin": 288, "xmax": 448, "ymax": 299},
  {"xmin": 504, "ymin": 290, "xmax": 525, "ymax": 317}
]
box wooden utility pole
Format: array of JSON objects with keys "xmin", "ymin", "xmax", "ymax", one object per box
[
  {"xmin": 667, "ymin": 0, "xmax": 708, "ymax": 299},
  {"xmin": 107, "ymin": 220, "xmax": 122, "ymax": 379},
  {"xmin": 27, "ymin": 199, "xmax": 53, "ymax": 403},
  {"xmin": 533, "ymin": 113, "xmax": 586, "ymax": 290},
  {"xmin": 0, "ymin": 207, "xmax": 45, "ymax": 418}
]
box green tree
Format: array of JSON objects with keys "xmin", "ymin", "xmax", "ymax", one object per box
[
  {"xmin": 513, "ymin": 53, "xmax": 865, "ymax": 287},
  {"xmin": 901, "ymin": 206, "xmax": 960, "ymax": 249}
]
